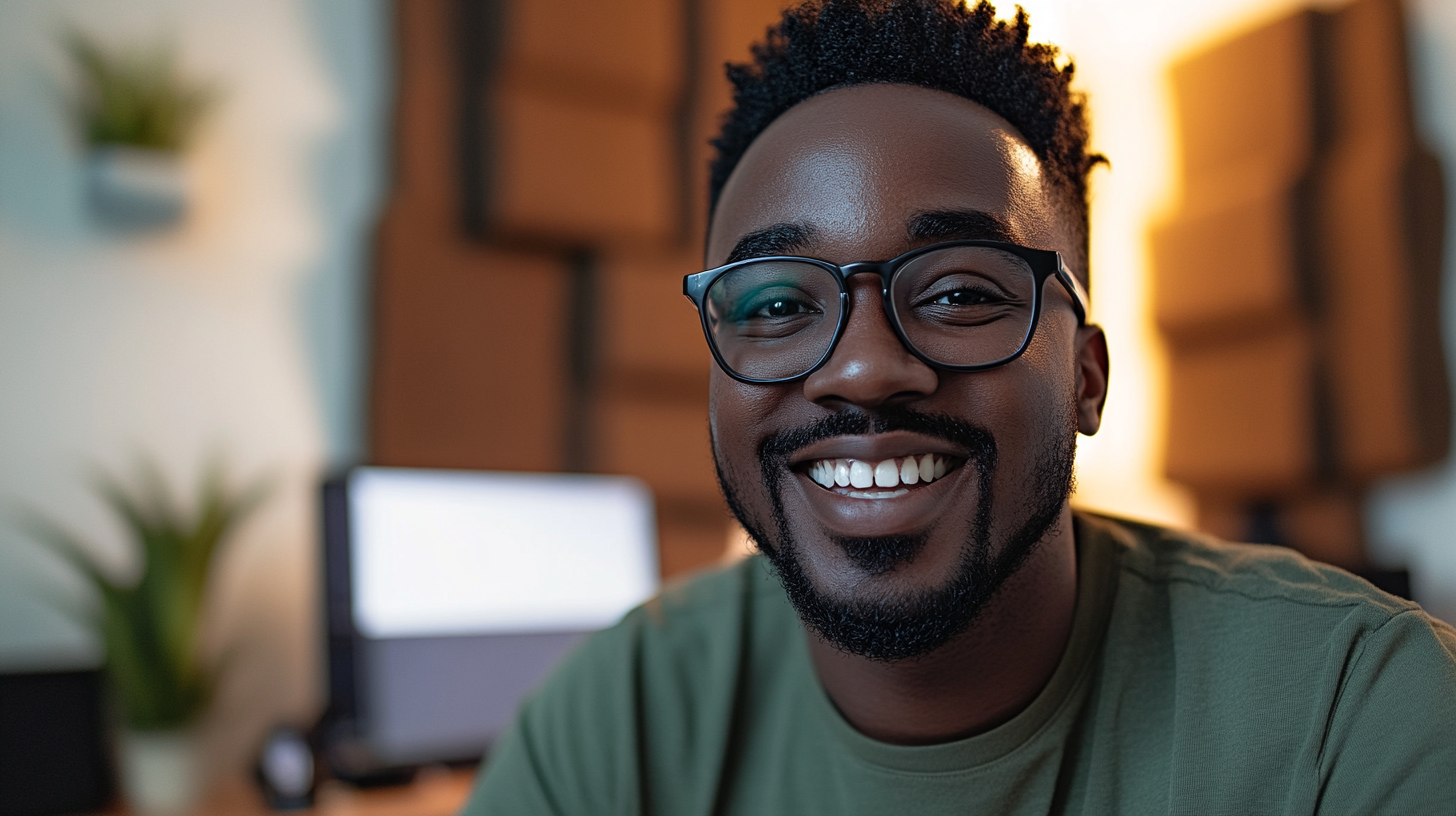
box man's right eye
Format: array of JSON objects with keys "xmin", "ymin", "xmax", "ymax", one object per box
[{"xmin": 753, "ymin": 298, "xmax": 809, "ymax": 318}]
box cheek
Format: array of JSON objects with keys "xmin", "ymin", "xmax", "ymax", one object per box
[
  {"xmin": 709, "ymin": 371, "xmax": 783, "ymax": 474},
  {"xmin": 969, "ymin": 316, "xmax": 1079, "ymax": 463}
]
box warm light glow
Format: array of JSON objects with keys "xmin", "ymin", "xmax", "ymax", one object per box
[{"xmin": 992, "ymin": 0, "xmax": 1344, "ymax": 528}]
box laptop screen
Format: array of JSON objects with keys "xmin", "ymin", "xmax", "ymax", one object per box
[{"xmin": 349, "ymin": 467, "xmax": 659, "ymax": 639}]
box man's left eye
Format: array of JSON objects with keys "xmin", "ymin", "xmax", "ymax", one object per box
[{"xmin": 930, "ymin": 288, "xmax": 998, "ymax": 306}]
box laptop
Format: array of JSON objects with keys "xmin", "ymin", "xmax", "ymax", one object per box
[{"xmin": 319, "ymin": 467, "xmax": 658, "ymax": 777}]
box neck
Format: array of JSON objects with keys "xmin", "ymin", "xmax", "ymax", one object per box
[{"xmin": 807, "ymin": 505, "xmax": 1079, "ymax": 745}]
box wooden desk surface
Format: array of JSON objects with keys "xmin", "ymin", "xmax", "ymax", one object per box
[{"xmin": 101, "ymin": 767, "xmax": 476, "ymax": 816}]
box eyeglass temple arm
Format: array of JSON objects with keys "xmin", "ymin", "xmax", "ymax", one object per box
[{"xmin": 1056, "ymin": 256, "xmax": 1090, "ymax": 324}]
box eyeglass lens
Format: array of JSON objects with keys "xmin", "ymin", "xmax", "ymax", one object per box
[{"xmin": 703, "ymin": 245, "xmax": 1039, "ymax": 381}]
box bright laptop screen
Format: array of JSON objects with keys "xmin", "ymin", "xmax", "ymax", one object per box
[{"xmin": 348, "ymin": 467, "xmax": 658, "ymax": 639}]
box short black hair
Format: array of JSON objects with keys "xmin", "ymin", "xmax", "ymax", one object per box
[{"xmin": 709, "ymin": 0, "xmax": 1104, "ymax": 279}]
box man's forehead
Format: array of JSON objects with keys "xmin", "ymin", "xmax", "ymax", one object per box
[
  {"xmin": 723, "ymin": 209, "xmax": 1022, "ymax": 264},
  {"xmin": 706, "ymin": 84, "xmax": 1057, "ymax": 265}
]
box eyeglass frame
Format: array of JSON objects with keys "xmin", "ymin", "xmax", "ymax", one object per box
[{"xmin": 682, "ymin": 239, "xmax": 1091, "ymax": 385}]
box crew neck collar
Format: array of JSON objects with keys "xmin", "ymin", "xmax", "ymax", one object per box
[{"xmin": 801, "ymin": 512, "xmax": 1121, "ymax": 774}]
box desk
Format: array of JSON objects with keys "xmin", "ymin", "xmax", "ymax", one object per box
[{"xmin": 99, "ymin": 767, "xmax": 475, "ymax": 816}]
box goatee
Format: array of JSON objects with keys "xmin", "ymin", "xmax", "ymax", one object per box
[{"xmin": 714, "ymin": 403, "xmax": 1077, "ymax": 662}]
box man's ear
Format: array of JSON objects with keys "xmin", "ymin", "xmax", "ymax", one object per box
[{"xmin": 1074, "ymin": 324, "xmax": 1109, "ymax": 435}]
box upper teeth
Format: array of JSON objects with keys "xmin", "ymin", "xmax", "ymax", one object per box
[{"xmin": 808, "ymin": 454, "xmax": 950, "ymax": 490}]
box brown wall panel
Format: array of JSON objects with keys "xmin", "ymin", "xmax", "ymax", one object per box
[
  {"xmin": 1165, "ymin": 325, "xmax": 1316, "ymax": 492},
  {"xmin": 1170, "ymin": 10, "xmax": 1315, "ymax": 190},
  {"xmin": 500, "ymin": 0, "xmax": 685, "ymax": 114},
  {"xmin": 1155, "ymin": 0, "xmax": 1447, "ymax": 556},
  {"xmin": 690, "ymin": 0, "xmax": 799, "ymax": 237},
  {"xmin": 1151, "ymin": 177, "xmax": 1302, "ymax": 344},
  {"xmin": 598, "ymin": 251, "xmax": 712, "ymax": 378},
  {"xmin": 462, "ymin": 0, "xmax": 688, "ymax": 249},
  {"xmin": 372, "ymin": 227, "xmax": 568, "ymax": 472},
  {"xmin": 596, "ymin": 396, "xmax": 718, "ymax": 506},
  {"xmin": 372, "ymin": 0, "xmax": 571, "ymax": 474},
  {"xmin": 492, "ymin": 88, "xmax": 678, "ymax": 247},
  {"xmin": 1311, "ymin": 0, "xmax": 1449, "ymax": 480},
  {"xmin": 1317, "ymin": 146, "xmax": 1422, "ymax": 478}
]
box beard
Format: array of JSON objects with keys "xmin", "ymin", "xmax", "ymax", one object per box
[{"xmin": 714, "ymin": 401, "xmax": 1078, "ymax": 663}]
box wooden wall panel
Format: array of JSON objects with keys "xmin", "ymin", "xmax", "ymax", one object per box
[
  {"xmin": 499, "ymin": 0, "xmax": 685, "ymax": 113},
  {"xmin": 1169, "ymin": 11, "xmax": 1315, "ymax": 192},
  {"xmin": 1153, "ymin": 0, "xmax": 1448, "ymax": 562},
  {"xmin": 1164, "ymin": 326, "xmax": 1316, "ymax": 493},
  {"xmin": 372, "ymin": 0, "xmax": 571, "ymax": 474},
  {"xmin": 595, "ymin": 398, "xmax": 717, "ymax": 506},
  {"xmin": 461, "ymin": 0, "xmax": 685, "ymax": 248},
  {"xmin": 1151, "ymin": 177, "xmax": 1302, "ymax": 345},
  {"xmin": 372, "ymin": 230, "xmax": 568, "ymax": 471},
  {"xmin": 492, "ymin": 88, "xmax": 678, "ymax": 246},
  {"xmin": 598, "ymin": 252, "xmax": 712, "ymax": 378},
  {"xmin": 1314, "ymin": 0, "xmax": 1449, "ymax": 480}
]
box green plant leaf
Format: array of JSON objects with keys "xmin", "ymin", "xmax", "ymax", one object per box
[
  {"xmin": 19, "ymin": 457, "xmax": 267, "ymax": 729},
  {"xmin": 63, "ymin": 29, "xmax": 218, "ymax": 151}
]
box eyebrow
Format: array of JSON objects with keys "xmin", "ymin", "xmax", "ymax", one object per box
[
  {"xmin": 722, "ymin": 210, "xmax": 1018, "ymax": 266},
  {"xmin": 725, "ymin": 222, "xmax": 816, "ymax": 264},
  {"xmin": 907, "ymin": 210, "xmax": 1019, "ymax": 244}
]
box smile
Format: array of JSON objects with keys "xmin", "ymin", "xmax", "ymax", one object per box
[{"xmin": 804, "ymin": 454, "xmax": 960, "ymax": 498}]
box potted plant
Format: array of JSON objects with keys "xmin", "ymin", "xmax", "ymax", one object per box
[
  {"xmin": 25, "ymin": 460, "xmax": 267, "ymax": 815},
  {"xmin": 65, "ymin": 31, "xmax": 216, "ymax": 230}
]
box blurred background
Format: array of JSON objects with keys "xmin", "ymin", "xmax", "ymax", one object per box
[{"xmin": 1, "ymin": 0, "xmax": 1454, "ymax": 805}]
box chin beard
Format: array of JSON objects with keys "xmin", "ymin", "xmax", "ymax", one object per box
[{"xmin": 714, "ymin": 403, "xmax": 1077, "ymax": 663}]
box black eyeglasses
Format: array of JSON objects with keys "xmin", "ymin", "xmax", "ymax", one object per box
[{"xmin": 682, "ymin": 239, "xmax": 1089, "ymax": 384}]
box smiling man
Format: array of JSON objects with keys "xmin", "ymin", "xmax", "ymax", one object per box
[{"xmin": 463, "ymin": 1, "xmax": 1456, "ymax": 813}]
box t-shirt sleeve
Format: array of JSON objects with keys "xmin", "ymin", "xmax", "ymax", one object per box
[
  {"xmin": 1315, "ymin": 609, "xmax": 1456, "ymax": 816},
  {"xmin": 458, "ymin": 618, "xmax": 646, "ymax": 816}
]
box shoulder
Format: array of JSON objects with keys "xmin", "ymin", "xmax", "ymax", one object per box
[
  {"xmin": 1075, "ymin": 511, "xmax": 1456, "ymax": 811},
  {"xmin": 1076, "ymin": 510, "xmax": 1422, "ymax": 618},
  {"xmin": 465, "ymin": 557, "xmax": 784, "ymax": 816},
  {"xmin": 1071, "ymin": 510, "xmax": 1456, "ymax": 810}
]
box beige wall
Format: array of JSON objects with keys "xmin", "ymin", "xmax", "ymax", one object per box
[{"xmin": 0, "ymin": 0, "xmax": 388, "ymax": 772}]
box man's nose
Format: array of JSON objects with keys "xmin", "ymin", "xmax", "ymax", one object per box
[{"xmin": 801, "ymin": 278, "xmax": 938, "ymax": 407}]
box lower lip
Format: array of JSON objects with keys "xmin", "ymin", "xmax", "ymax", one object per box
[{"xmin": 787, "ymin": 463, "xmax": 971, "ymax": 539}]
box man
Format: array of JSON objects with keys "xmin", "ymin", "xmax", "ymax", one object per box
[{"xmin": 464, "ymin": 1, "xmax": 1456, "ymax": 813}]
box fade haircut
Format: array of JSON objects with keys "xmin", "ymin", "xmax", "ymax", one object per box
[{"xmin": 708, "ymin": 0, "xmax": 1104, "ymax": 281}]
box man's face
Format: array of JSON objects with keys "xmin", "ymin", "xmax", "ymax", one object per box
[{"xmin": 706, "ymin": 84, "xmax": 1103, "ymax": 661}]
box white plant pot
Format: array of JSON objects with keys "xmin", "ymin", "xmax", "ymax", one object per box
[
  {"xmin": 117, "ymin": 729, "xmax": 204, "ymax": 815},
  {"xmin": 87, "ymin": 145, "xmax": 189, "ymax": 230}
]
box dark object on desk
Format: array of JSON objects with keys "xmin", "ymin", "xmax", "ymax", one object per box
[
  {"xmin": 0, "ymin": 669, "xmax": 113, "ymax": 816},
  {"xmin": 254, "ymin": 726, "xmax": 317, "ymax": 809}
]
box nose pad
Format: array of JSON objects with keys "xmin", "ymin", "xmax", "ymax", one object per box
[{"xmin": 802, "ymin": 279, "xmax": 938, "ymax": 406}]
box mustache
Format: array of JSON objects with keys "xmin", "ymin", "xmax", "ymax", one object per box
[{"xmin": 757, "ymin": 405, "xmax": 999, "ymax": 470}]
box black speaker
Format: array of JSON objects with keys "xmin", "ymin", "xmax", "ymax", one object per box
[{"xmin": 0, "ymin": 669, "xmax": 113, "ymax": 816}]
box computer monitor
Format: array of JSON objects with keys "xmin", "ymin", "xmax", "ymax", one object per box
[{"xmin": 320, "ymin": 467, "xmax": 658, "ymax": 774}]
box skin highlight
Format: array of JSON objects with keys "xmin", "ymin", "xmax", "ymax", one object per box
[{"xmin": 706, "ymin": 84, "xmax": 1110, "ymax": 745}]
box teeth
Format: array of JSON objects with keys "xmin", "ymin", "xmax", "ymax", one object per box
[{"xmin": 804, "ymin": 454, "xmax": 955, "ymax": 493}]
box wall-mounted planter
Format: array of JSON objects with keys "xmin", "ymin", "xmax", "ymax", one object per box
[{"xmin": 87, "ymin": 145, "xmax": 188, "ymax": 231}]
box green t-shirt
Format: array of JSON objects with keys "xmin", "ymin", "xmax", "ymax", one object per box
[{"xmin": 462, "ymin": 512, "xmax": 1456, "ymax": 815}]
